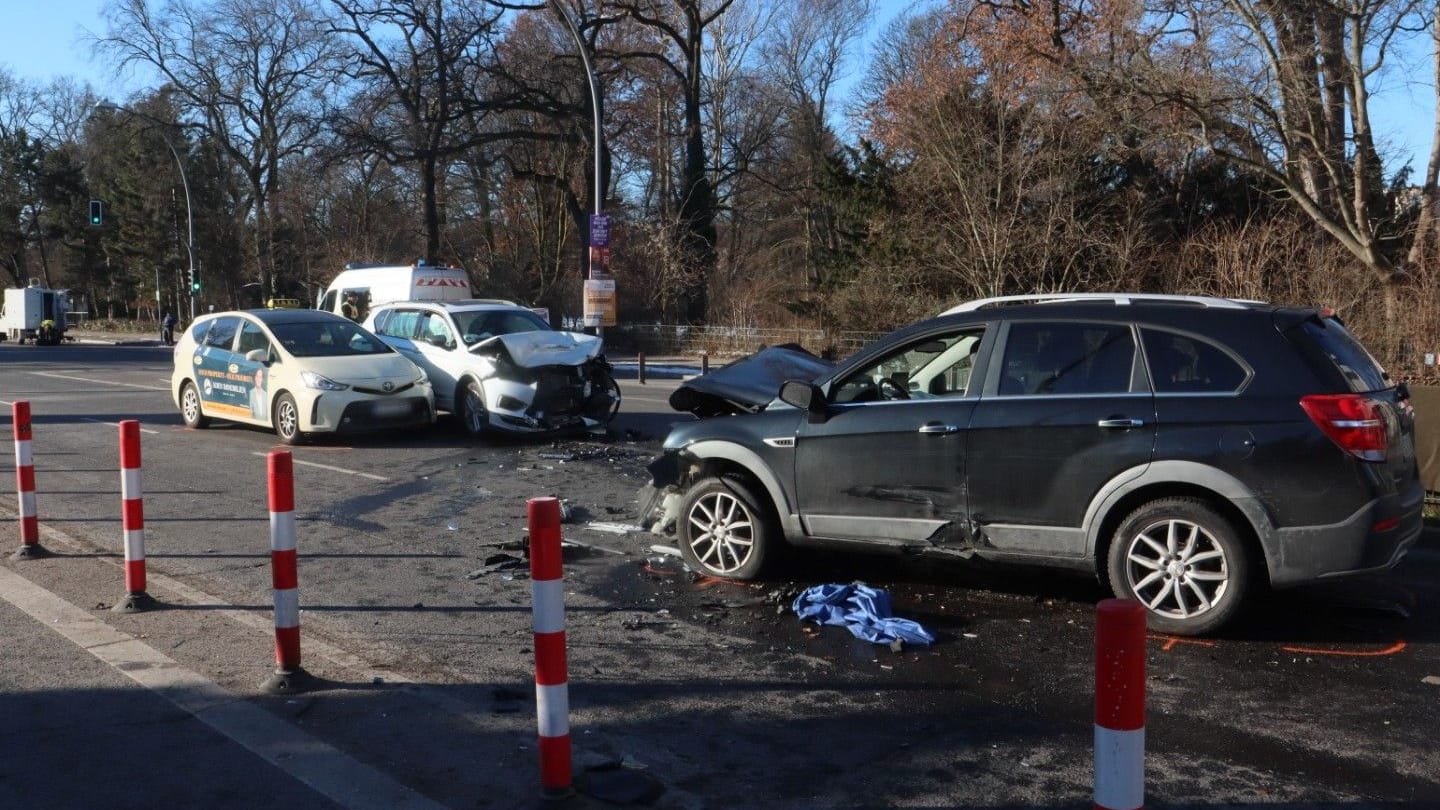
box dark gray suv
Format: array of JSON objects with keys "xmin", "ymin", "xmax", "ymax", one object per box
[{"xmin": 638, "ymin": 294, "xmax": 1423, "ymax": 635}]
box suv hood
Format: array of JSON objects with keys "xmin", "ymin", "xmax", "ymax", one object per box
[
  {"xmin": 470, "ymin": 331, "xmax": 602, "ymax": 367},
  {"xmin": 669, "ymin": 343, "xmax": 833, "ymax": 417}
]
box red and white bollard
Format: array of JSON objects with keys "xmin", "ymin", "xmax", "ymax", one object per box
[
  {"xmin": 11, "ymin": 401, "xmax": 45, "ymax": 559},
  {"xmin": 114, "ymin": 420, "xmax": 155, "ymax": 612},
  {"xmin": 262, "ymin": 450, "xmax": 307, "ymax": 693},
  {"xmin": 528, "ymin": 496, "xmax": 572, "ymax": 797},
  {"xmin": 1095, "ymin": 598, "xmax": 1146, "ymax": 810}
]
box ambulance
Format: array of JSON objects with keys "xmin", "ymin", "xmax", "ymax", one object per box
[{"xmin": 319, "ymin": 262, "xmax": 473, "ymax": 322}]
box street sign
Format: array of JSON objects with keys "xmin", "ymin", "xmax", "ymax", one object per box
[
  {"xmin": 583, "ymin": 278, "xmax": 617, "ymax": 327},
  {"xmin": 589, "ymin": 214, "xmax": 610, "ymax": 248}
]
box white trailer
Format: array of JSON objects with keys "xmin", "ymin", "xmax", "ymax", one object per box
[{"xmin": 0, "ymin": 282, "xmax": 71, "ymax": 345}]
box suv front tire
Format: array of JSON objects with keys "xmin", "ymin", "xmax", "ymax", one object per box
[{"xmin": 678, "ymin": 476, "xmax": 776, "ymax": 579}]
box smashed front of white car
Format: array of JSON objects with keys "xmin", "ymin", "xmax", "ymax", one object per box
[{"xmin": 469, "ymin": 331, "xmax": 621, "ymax": 434}]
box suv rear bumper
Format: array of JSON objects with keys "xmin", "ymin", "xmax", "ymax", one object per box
[{"xmin": 1267, "ymin": 479, "xmax": 1424, "ymax": 586}]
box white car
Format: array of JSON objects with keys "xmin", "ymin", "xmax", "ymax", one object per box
[
  {"xmin": 171, "ymin": 309, "xmax": 435, "ymax": 444},
  {"xmin": 363, "ymin": 300, "xmax": 620, "ymax": 437}
]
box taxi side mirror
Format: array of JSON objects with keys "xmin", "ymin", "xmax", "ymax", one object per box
[{"xmin": 245, "ymin": 349, "xmax": 270, "ymax": 365}]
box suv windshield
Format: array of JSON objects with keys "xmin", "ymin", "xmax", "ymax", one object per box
[
  {"xmin": 454, "ymin": 309, "xmax": 551, "ymax": 345},
  {"xmin": 270, "ymin": 320, "xmax": 392, "ymax": 357}
]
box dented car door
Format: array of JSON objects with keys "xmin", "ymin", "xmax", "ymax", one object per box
[{"xmin": 794, "ymin": 326, "xmax": 988, "ymax": 548}]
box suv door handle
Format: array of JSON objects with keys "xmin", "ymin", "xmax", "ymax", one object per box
[
  {"xmin": 918, "ymin": 422, "xmax": 959, "ymax": 435},
  {"xmin": 1097, "ymin": 418, "xmax": 1144, "ymax": 428}
]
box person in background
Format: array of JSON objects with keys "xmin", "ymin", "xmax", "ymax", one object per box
[
  {"xmin": 161, "ymin": 311, "xmax": 178, "ymax": 346},
  {"xmin": 341, "ymin": 291, "xmax": 361, "ymax": 322}
]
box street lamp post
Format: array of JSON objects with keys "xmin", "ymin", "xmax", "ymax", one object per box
[
  {"xmin": 94, "ymin": 103, "xmax": 198, "ymax": 322},
  {"xmin": 548, "ymin": 1, "xmax": 610, "ymax": 338},
  {"xmin": 549, "ymin": 1, "xmax": 602, "ymax": 225}
]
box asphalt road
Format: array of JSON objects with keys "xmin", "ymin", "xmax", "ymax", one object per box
[{"xmin": 2, "ymin": 341, "xmax": 1438, "ymax": 809}]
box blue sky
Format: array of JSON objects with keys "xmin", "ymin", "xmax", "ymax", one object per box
[{"xmin": 1, "ymin": 0, "xmax": 1434, "ymax": 175}]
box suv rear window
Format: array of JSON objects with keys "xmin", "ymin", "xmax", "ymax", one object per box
[{"xmin": 1295, "ymin": 317, "xmax": 1389, "ymax": 393}]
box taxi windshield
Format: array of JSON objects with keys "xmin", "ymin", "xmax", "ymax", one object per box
[{"xmin": 270, "ymin": 320, "xmax": 393, "ymax": 357}]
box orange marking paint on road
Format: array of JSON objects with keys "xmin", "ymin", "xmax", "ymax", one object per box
[
  {"xmin": 1148, "ymin": 634, "xmax": 1217, "ymax": 652},
  {"xmin": 692, "ymin": 575, "xmax": 749, "ymax": 589},
  {"xmin": 1280, "ymin": 640, "xmax": 1407, "ymax": 657}
]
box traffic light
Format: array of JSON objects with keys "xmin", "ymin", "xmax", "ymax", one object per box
[
  {"xmin": 188, "ymin": 268, "xmax": 200, "ymax": 293},
  {"xmin": 88, "ymin": 199, "xmax": 103, "ymax": 226}
]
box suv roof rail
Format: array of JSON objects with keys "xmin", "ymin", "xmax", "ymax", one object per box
[
  {"xmin": 940, "ymin": 293, "xmax": 1262, "ymax": 315},
  {"xmin": 450, "ymin": 298, "xmax": 519, "ymax": 307}
]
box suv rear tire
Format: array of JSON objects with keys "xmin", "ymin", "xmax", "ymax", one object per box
[
  {"xmin": 1107, "ymin": 497, "xmax": 1252, "ymax": 636},
  {"xmin": 678, "ymin": 476, "xmax": 775, "ymax": 580}
]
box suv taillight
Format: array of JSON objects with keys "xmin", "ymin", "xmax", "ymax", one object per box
[{"xmin": 1300, "ymin": 394, "xmax": 1387, "ymax": 462}]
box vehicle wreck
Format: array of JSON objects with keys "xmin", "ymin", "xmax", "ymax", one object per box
[
  {"xmin": 365, "ymin": 300, "xmax": 621, "ymax": 437},
  {"xmin": 469, "ymin": 331, "xmax": 621, "ymax": 433},
  {"xmin": 636, "ymin": 293, "xmax": 1423, "ymax": 636}
]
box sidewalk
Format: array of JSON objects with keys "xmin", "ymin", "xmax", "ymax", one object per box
[{"xmin": 0, "ymin": 528, "xmax": 667, "ymax": 810}]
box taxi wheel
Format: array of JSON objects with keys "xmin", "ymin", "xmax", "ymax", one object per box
[
  {"xmin": 274, "ymin": 393, "xmax": 306, "ymax": 445},
  {"xmin": 458, "ymin": 379, "xmax": 488, "ymax": 438},
  {"xmin": 180, "ymin": 382, "xmax": 210, "ymax": 429}
]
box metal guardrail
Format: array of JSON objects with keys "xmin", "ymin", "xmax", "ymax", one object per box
[{"xmin": 607, "ymin": 324, "xmax": 886, "ymax": 359}]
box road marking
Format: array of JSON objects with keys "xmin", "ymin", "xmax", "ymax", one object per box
[
  {"xmin": 0, "ymin": 566, "xmax": 445, "ymax": 810},
  {"xmin": 29, "ymin": 371, "xmax": 168, "ymax": 391},
  {"xmin": 1280, "ymin": 640, "xmax": 1407, "ymax": 657},
  {"xmin": 83, "ymin": 417, "xmax": 160, "ymax": 435},
  {"xmin": 250, "ymin": 452, "xmax": 389, "ymax": 481},
  {"xmin": 1149, "ymin": 634, "xmax": 1217, "ymax": 652}
]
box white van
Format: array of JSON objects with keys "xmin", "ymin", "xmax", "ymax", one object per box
[{"xmin": 320, "ymin": 262, "xmax": 473, "ymax": 322}]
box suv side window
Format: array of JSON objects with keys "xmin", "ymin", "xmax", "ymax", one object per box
[
  {"xmin": 999, "ymin": 322, "xmax": 1135, "ymax": 395},
  {"xmin": 203, "ymin": 316, "xmax": 241, "ymax": 351},
  {"xmin": 1141, "ymin": 328, "xmax": 1248, "ymax": 393},
  {"xmin": 378, "ymin": 309, "xmax": 421, "ymax": 339},
  {"xmin": 832, "ymin": 328, "xmax": 986, "ymax": 404},
  {"xmin": 419, "ymin": 312, "xmax": 454, "ymax": 347}
]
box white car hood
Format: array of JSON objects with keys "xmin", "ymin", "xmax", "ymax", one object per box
[
  {"xmin": 472, "ymin": 331, "xmax": 602, "ymax": 367},
  {"xmin": 300, "ymin": 353, "xmax": 422, "ymax": 384}
]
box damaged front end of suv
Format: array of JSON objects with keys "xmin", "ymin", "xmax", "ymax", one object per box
[{"xmin": 468, "ymin": 332, "xmax": 621, "ymax": 435}]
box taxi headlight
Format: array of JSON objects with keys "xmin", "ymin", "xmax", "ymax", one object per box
[
  {"xmin": 301, "ymin": 371, "xmax": 349, "ymax": 391},
  {"xmin": 414, "ymin": 367, "xmax": 429, "ymax": 385}
]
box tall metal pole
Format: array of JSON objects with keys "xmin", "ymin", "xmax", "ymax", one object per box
[
  {"xmin": 549, "ymin": 2, "xmax": 602, "ymax": 221},
  {"xmin": 548, "ymin": 2, "xmax": 606, "ymax": 338}
]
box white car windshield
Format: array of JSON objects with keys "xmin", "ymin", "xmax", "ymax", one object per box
[
  {"xmin": 453, "ymin": 309, "xmax": 552, "ymax": 345},
  {"xmin": 270, "ymin": 320, "xmax": 393, "ymax": 357}
]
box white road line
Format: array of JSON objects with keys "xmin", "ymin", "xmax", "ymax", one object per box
[
  {"xmin": 0, "ymin": 566, "xmax": 445, "ymax": 810},
  {"xmin": 250, "ymin": 452, "xmax": 389, "ymax": 481},
  {"xmin": 29, "ymin": 371, "xmax": 168, "ymax": 391},
  {"xmin": 83, "ymin": 417, "xmax": 160, "ymax": 435}
]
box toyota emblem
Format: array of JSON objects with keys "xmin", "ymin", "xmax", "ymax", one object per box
[{"xmin": 382, "ymin": 381, "xmax": 394, "ymax": 392}]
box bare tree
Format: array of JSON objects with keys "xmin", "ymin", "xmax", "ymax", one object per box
[
  {"xmin": 327, "ymin": 0, "xmax": 508, "ymax": 264},
  {"xmin": 98, "ymin": 0, "xmax": 341, "ymax": 296},
  {"xmin": 612, "ymin": 0, "xmax": 736, "ymax": 322}
]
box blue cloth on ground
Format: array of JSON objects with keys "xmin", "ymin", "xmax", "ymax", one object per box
[{"xmin": 792, "ymin": 582, "xmax": 936, "ymax": 645}]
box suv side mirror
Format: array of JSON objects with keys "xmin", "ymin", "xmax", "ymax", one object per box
[{"xmin": 779, "ymin": 380, "xmax": 827, "ymax": 422}]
